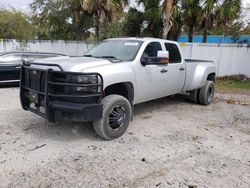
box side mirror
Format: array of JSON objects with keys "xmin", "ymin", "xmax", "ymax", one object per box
[
  {"xmin": 157, "ymin": 50, "xmax": 169, "ymax": 64},
  {"xmin": 141, "ymin": 50, "xmax": 169, "ymax": 66},
  {"xmin": 157, "ymin": 50, "xmax": 169, "ymax": 59}
]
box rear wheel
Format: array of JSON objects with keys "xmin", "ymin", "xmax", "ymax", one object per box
[
  {"xmin": 198, "ymin": 81, "xmax": 215, "ymax": 105},
  {"xmin": 189, "ymin": 89, "xmax": 199, "ymax": 104},
  {"xmin": 93, "ymin": 95, "xmax": 132, "ymax": 140}
]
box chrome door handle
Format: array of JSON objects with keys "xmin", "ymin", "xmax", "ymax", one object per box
[
  {"xmin": 160, "ymin": 68, "xmax": 168, "ymax": 73},
  {"xmin": 179, "ymin": 67, "xmax": 185, "ymax": 71}
]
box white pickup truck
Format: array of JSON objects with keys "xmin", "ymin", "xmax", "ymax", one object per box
[{"xmin": 20, "ymin": 38, "xmax": 216, "ymax": 140}]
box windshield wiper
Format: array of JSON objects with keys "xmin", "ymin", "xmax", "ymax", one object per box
[
  {"xmin": 95, "ymin": 56, "xmax": 118, "ymax": 59},
  {"xmin": 83, "ymin": 54, "xmax": 93, "ymax": 57},
  {"xmin": 83, "ymin": 55, "xmax": 121, "ymax": 61}
]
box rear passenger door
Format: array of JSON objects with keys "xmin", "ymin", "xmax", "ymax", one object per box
[{"xmin": 163, "ymin": 43, "xmax": 186, "ymax": 94}]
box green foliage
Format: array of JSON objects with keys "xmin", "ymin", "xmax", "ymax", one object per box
[
  {"xmin": 0, "ymin": 9, "xmax": 35, "ymax": 40},
  {"xmin": 31, "ymin": 0, "xmax": 93, "ymax": 40},
  {"xmin": 123, "ymin": 8, "xmax": 144, "ymax": 37},
  {"xmin": 101, "ymin": 17, "xmax": 125, "ymax": 39},
  {"xmin": 198, "ymin": 0, "xmax": 242, "ymax": 42},
  {"xmin": 168, "ymin": 0, "xmax": 182, "ymax": 40},
  {"xmin": 181, "ymin": 0, "xmax": 201, "ymax": 42},
  {"xmin": 80, "ymin": 0, "xmax": 128, "ymax": 41},
  {"xmin": 123, "ymin": 0, "xmax": 163, "ymax": 38},
  {"xmin": 0, "ymin": 0, "xmax": 245, "ymax": 41},
  {"xmin": 242, "ymin": 24, "xmax": 250, "ymax": 35},
  {"xmin": 216, "ymin": 79, "xmax": 250, "ymax": 91}
]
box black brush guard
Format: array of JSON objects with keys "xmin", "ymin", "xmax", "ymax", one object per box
[{"xmin": 20, "ymin": 62, "xmax": 103, "ymax": 122}]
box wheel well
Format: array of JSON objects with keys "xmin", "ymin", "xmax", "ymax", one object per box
[
  {"xmin": 104, "ymin": 82, "xmax": 134, "ymax": 104},
  {"xmin": 207, "ymin": 73, "xmax": 216, "ymax": 82}
]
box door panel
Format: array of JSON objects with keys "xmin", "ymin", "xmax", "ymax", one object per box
[
  {"xmin": 163, "ymin": 43, "xmax": 186, "ymax": 95},
  {"xmin": 135, "ymin": 42, "xmax": 171, "ymax": 103},
  {"xmin": 163, "ymin": 63, "xmax": 186, "ymax": 95},
  {"xmin": 136, "ymin": 64, "xmax": 171, "ymax": 103}
]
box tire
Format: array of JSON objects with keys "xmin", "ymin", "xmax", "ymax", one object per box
[
  {"xmin": 189, "ymin": 89, "xmax": 199, "ymax": 103},
  {"xmin": 198, "ymin": 81, "xmax": 215, "ymax": 105},
  {"xmin": 93, "ymin": 95, "xmax": 132, "ymax": 140}
]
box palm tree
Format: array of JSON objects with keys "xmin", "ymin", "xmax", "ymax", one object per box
[
  {"xmin": 69, "ymin": 0, "xmax": 85, "ymax": 40},
  {"xmin": 162, "ymin": 0, "xmax": 174, "ymax": 39},
  {"xmin": 200, "ymin": 0, "xmax": 217, "ymax": 43},
  {"xmin": 182, "ymin": 0, "xmax": 201, "ymax": 42},
  {"xmin": 140, "ymin": 0, "xmax": 163, "ymax": 37},
  {"xmin": 168, "ymin": 0, "xmax": 182, "ymax": 41},
  {"xmin": 200, "ymin": 0, "xmax": 241, "ymax": 43},
  {"xmin": 80, "ymin": 0, "xmax": 127, "ymax": 42},
  {"xmin": 216, "ymin": 0, "xmax": 241, "ymax": 27}
]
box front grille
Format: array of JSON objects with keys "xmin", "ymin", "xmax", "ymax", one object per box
[
  {"xmin": 24, "ymin": 68, "xmax": 46, "ymax": 92},
  {"xmin": 20, "ymin": 63, "xmax": 103, "ymax": 121}
]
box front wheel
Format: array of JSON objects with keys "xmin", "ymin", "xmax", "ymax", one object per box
[
  {"xmin": 199, "ymin": 81, "xmax": 215, "ymax": 105},
  {"xmin": 93, "ymin": 95, "xmax": 132, "ymax": 140}
]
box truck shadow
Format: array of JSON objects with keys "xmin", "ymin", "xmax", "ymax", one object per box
[
  {"xmin": 21, "ymin": 95, "xmax": 190, "ymax": 142},
  {"xmin": 134, "ymin": 95, "xmax": 190, "ymax": 116}
]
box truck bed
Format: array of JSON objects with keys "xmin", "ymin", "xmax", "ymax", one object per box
[{"xmin": 182, "ymin": 59, "xmax": 216, "ymax": 92}]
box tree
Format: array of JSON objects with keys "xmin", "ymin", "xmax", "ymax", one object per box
[
  {"xmin": 80, "ymin": 0, "xmax": 128, "ymax": 42},
  {"xmin": 168, "ymin": 0, "xmax": 182, "ymax": 41},
  {"xmin": 200, "ymin": 0, "xmax": 241, "ymax": 43},
  {"xmin": 0, "ymin": 9, "xmax": 35, "ymax": 40},
  {"xmin": 31, "ymin": 0, "xmax": 93, "ymax": 40},
  {"xmin": 242, "ymin": 24, "xmax": 250, "ymax": 35},
  {"xmin": 140, "ymin": 0, "xmax": 163, "ymax": 37},
  {"xmin": 101, "ymin": 13, "xmax": 126, "ymax": 39},
  {"xmin": 123, "ymin": 0, "xmax": 163, "ymax": 38},
  {"xmin": 162, "ymin": 0, "xmax": 174, "ymax": 39},
  {"xmin": 182, "ymin": 0, "xmax": 201, "ymax": 42},
  {"xmin": 123, "ymin": 8, "xmax": 144, "ymax": 37}
]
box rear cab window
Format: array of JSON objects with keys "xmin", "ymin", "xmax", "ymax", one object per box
[{"xmin": 164, "ymin": 43, "xmax": 182, "ymax": 63}]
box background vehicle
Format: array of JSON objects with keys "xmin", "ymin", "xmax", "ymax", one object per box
[
  {"xmin": 20, "ymin": 38, "xmax": 216, "ymax": 140},
  {"xmin": 0, "ymin": 52, "xmax": 66, "ymax": 85}
]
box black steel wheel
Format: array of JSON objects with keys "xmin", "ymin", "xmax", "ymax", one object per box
[
  {"xmin": 93, "ymin": 95, "xmax": 132, "ymax": 140},
  {"xmin": 108, "ymin": 106, "xmax": 126, "ymax": 130},
  {"xmin": 199, "ymin": 81, "xmax": 215, "ymax": 105}
]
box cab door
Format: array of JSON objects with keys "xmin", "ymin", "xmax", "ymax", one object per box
[
  {"xmin": 163, "ymin": 43, "xmax": 186, "ymax": 95},
  {"xmin": 135, "ymin": 42, "xmax": 172, "ymax": 103}
]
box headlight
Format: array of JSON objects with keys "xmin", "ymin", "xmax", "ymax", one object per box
[
  {"xmin": 72, "ymin": 75, "xmax": 98, "ymax": 84},
  {"xmin": 71, "ymin": 75, "xmax": 100, "ymax": 93}
]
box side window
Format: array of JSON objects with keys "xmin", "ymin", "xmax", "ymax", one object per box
[
  {"xmin": 164, "ymin": 43, "xmax": 182, "ymax": 63},
  {"xmin": 142, "ymin": 42, "xmax": 162, "ymax": 57}
]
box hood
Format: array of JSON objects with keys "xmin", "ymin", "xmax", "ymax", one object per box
[{"xmin": 32, "ymin": 56, "xmax": 112, "ymax": 72}]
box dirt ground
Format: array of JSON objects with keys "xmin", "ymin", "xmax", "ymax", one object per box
[{"xmin": 0, "ymin": 87, "xmax": 250, "ymax": 188}]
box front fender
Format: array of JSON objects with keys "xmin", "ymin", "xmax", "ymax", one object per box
[{"xmin": 83, "ymin": 62, "xmax": 136, "ymax": 91}]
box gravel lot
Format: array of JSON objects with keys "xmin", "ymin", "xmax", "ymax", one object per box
[{"xmin": 0, "ymin": 87, "xmax": 250, "ymax": 188}]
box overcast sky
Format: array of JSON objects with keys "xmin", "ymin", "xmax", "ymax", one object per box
[{"xmin": 0, "ymin": 0, "xmax": 250, "ymax": 13}]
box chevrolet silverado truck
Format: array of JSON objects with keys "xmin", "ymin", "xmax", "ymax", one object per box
[{"xmin": 20, "ymin": 38, "xmax": 216, "ymax": 140}]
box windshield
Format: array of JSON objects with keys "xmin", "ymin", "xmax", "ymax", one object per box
[{"xmin": 84, "ymin": 40, "xmax": 143, "ymax": 61}]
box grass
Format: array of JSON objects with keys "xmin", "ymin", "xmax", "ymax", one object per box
[{"xmin": 216, "ymin": 79, "xmax": 250, "ymax": 92}]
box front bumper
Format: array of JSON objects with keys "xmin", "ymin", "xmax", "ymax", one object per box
[{"xmin": 20, "ymin": 62, "xmax": 103, "ymax": 122}]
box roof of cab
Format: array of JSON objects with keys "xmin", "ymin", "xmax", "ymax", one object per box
[
  {"xmin": 0, "ymin": 51, "xmax": 67, "ymax": 56},
  {"xmin": 105, "ymin": 37, "xmax": 178, "ymax": 44}
]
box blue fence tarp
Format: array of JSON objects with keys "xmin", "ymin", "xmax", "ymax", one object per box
[{"xmin": 178, "ymin": 35, "xmax": 250, "ymax": 44}]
